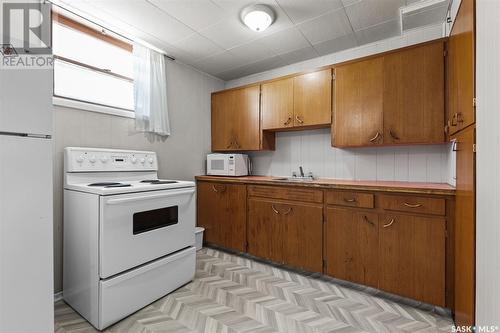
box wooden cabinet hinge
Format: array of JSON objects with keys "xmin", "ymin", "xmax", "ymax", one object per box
[
  {"xmin": 332, "ymin": 73, "xmax": 336, "ymax": 81},
  {"xmin": 443, "ymin": 49, "xmax": 447, "ymax": 57},
  {"xmin": 473, "ymin": 144, "xmax": 477, "ymax": 153},
  {"xmin": 473, "ymin": 97, "xmax": 477, "ymax": 108}
]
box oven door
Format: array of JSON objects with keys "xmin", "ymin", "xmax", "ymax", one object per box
[{"xmin": 99, "ymin": 187, "xmax": 195, "ymax": 278}]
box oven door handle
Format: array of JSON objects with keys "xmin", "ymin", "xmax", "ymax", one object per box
[{"xmin": 105, "ymin": 188, "xmax": 195, "ymax": 205}]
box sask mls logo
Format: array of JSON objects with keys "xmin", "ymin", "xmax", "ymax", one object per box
[{"xmin": 2, "ymin": 2, "xmax": 52, "ymax": 54}]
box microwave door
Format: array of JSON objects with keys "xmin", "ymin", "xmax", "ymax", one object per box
[{"xmin": 209, "ymin": 157, "xmax": 228, "ymax": 175}]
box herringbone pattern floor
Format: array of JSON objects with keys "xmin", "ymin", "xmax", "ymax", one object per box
[{"xmin": 55, "ymin": 248, "xmax": 453, "ymax": 333}]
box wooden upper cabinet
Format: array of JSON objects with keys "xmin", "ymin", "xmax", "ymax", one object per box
[
  {"xmin": 333, "ymin": 57, "xmax": 384, "ymax": 147},
  {"xmin": 384, "ymin": 41, "xmax": 445, "ymax": 144},
  {"xmin": 293, "ymin": 69, "xmax": 332, "ymax": 127},
  {"xmin": 447, "ymin": 0, "xmax": 475, "ymax": 135},
  {"xmin": 261, "ymin": 78, "xmax": 294, "ymax": 130},
  {"xmin": 379, "ymin": 213, "xmax": 446, "ymax": 306},
  {"xmin": 261, "ymin": 69, "xmax": 332, "ymax": 131},
  {"xmin": 212, "ymin": 85, "xmax": 272, "ymax": 151}
]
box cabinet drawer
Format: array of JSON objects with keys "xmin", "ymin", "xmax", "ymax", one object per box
[
  {"xmin": 248, "ymin": 185, "xmax": 323, "ymax": 203},
  {"xmin": 380, "ymin": 194, "xmax": 445, "ymax": 215},
  {"xmin": 326, "ymin": 191, "xmax": 374, "ymax": 208}
]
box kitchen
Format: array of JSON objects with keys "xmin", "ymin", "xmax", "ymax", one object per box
[{"xmin": 0, "ymin": 0, "xmax": 498, "ymax": 332}]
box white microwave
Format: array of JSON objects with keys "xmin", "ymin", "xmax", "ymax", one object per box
[{"xmin": 206, "ymin": 154, "xmax": 250, "ymax": 176}]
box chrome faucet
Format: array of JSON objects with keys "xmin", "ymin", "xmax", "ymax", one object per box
[{"xmin": 292, "ymin": 166, "xmax": 314, "ymax": 180}]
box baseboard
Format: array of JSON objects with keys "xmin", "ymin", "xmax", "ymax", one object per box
[{"xmin": 54, "ymin": 291, "xmax": 63, "ymax": 303}]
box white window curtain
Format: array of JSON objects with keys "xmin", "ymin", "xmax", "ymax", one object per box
[{"xmin": 133, "ymin": 43, "xmax": 170, "ymax": 136}]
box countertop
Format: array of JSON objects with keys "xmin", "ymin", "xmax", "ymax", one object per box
[{"xmin": 195, "ymin": 175, "xmax": 456, "ymax": 196}]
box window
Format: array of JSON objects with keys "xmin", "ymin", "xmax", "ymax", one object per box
[{"xmin": 52, "ymin": 13, "xmax": 134, "ymax": 112}]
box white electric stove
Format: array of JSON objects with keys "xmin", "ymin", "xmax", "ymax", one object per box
[{"xmin": 63, "ymin": 147, "xmax": 196, "ymax": 330}]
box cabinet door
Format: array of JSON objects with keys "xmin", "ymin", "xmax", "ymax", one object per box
[
  {"xmin": 447, "ymin": 0, "xmax": 475, "ymax": 135},
  {"xmin": 379, "ymin": 213, "xmax": 446, "ymax": 306},
  {"xmin": 333, "ymin": 57, "xmax": 384, "ymax": 147},
  {"xmin": 262, "ymin": 78, "xmax": 294, "ymax": 130},
  {"xmin": 453, "ymin": 125, "xmax": 475, "ymax": 326},
  {"xmin": 197, "ymin": 182, "xmax": 247, "ymax": 252},
  {"xmin": 248, "ymin": 198, "xmax": 284, "ymax": 263},
  {"xmin": 293, "ymin": 69, "xmax": 332, "ymax": 127},
  {"xmin": 326, "ymin": 208, "xmax": 378, "ymax": 287},
  {"xmin": 384, "ymin": 42, "xmax": 445, "ymax": 144},
  {"xmin": 211, "ymin": 86, "xmax": 261, "ymax": 151},
  {"xmin": 282, "ymin": 202, "xmax": 323, "ymax": 272}
]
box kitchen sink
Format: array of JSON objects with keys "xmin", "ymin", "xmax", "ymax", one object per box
[{"xmin": 271, "ymin": 177, "xmax": 315, "ymax": 182}]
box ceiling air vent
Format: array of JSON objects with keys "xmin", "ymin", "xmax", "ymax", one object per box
[{"xmin": 400, "ymin": 0, "xmax": 450, "ymax": 33}]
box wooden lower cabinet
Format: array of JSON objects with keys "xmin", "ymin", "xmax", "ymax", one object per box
[
  {"xmin": 379, "ymin": 213, "xmax": 446, "ymax": 306},
  {"xmin": 453, "ymin": 125, "xmax": 475, "ymax": 326},
  {"xmin": 326, "ymin": 208, "xmax": 379, "ymax": 288},
  {"xmin": 248, "ymin": 197, "xmax": 323, "ymax": 272},
  {"xmin": 196, "ymin": 181, "xmax": 247, "ymax": 252}
]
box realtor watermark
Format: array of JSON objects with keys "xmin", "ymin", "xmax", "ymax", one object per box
[
  {"xmin": 452, "ymin": 325, "xmax": 500, "ymax": 332},
  {"xmin": 0, "ymin": 1, "xmax": 53, "ymax": 69}
]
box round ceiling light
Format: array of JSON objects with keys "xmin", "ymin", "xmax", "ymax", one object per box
[{"xmin": 241, "ymin": 4, "xmax": 275, "ymax": 32}]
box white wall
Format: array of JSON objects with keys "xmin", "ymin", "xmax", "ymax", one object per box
[
  {"xmin": 475, "ymin": 0, "xmax": 500, "ymax": 326},
  {"xmin": 251, "ymin": 129, "xmax": 453, "ymax": 183},
  {"xmin": 53, "ymin": 60, "xmax": 223, "ymax": 293},
  {"xmin": 226, "ymin": 24, "xmax": 455, "ymax": 184}
]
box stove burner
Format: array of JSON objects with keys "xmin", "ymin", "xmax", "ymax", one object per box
[
  {"xmin": 140, "ymin": 180, "xmax": 179, "ymax": 185},
  {"xmin": 105, "ymin": 183, "xmax": 132, "ymax": 188},
  {"xmin": 88, "ymin": 182, "xmax": 132, "ymax": 188}
]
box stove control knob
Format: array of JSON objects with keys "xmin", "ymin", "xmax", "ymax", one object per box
[
  {"xmin": 140, "ymin": 158, "xmax": 146, "ymax": 164},
  {"xmin": 131, "ymin": 157, "xmax": 138, "ymax": 164},
  {"xmin": 76, "ymin": 155, "xmax": 84, "ymax": 163},
  {"xmin": 101, "ymin": 156, "xmax": 109, "ymax": 163},
  {"xmin": 89, "ymin": 155, "xmax": 96, "ymax": 164},
  {"xmin": 148, "ymin": 158, "xmax": 154, "ymax": 164}
]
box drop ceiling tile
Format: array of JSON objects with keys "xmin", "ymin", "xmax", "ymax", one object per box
[
  {"xmin": 313, "ymin": 33, "xmax": 358, "ymax": 56},
  {"xmin": 173, "ymin": 33, "xmax": 224, "ymax": 61},
  {"xmin": 217, "ymin": 55, "xmax": 286, "ymax": 79},
  {"xmin": 148, "ymin": 0, "xmax": 226, "ymax": 31},
  {"xmin": 228, "ymin": 39, "xmax": 278, "ymax": 64},
  {"xmin": 297, "ymin": 8, "xmax": 352, "ymax": 45},
  {"xmin": 193, "ymin": 51, "xmax": 241, "ymax": 75},
  {"xmin": 199, "ymin": 18, "xmax": 259, "ymax": 49},
  {"xmin": 276, "ymin": 0, "xmax": 343, "ymax": 23},
  {"xmin": 343, "ymin": 0, "xmax": 406, "ymax": 31},
  {"xmin": 88, "ymin": 0, "xmax": 195, "ymax": 43},
  {"xmin": 354, "ymin": 19, "xmax": 401, "ymax": 45},
  {"xmin": 279, "ymin": 46, "xmax": 319, "ymax": 65},
  {"xmin": 259, "ymin": 27, "xmax": 311, "ymax": 55}
]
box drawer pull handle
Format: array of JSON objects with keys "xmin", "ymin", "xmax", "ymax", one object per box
[
  {"xmin": 282, "ymin": 207, "xmax": 292, "ymax": 215},
  {"xmin": 383, "ymin": 218, "xmax": 395, "ymax": 228},
  {"xmin": 403, "ymin": 202, "xmax": 422, "ymax": 208},
  {"xmin": 363, "ymin": 215, "xmax": 375, "ymax": 226},
  {"xmin": 212, "ymin": 185, "xmax": 226, "ymax": 193},
  {"xmin": 272, "ymin": 205, "xmax": 280, "ymax": 214},
  {"xmin": 284, "ymin": 116, "xmax": 292, "ymax": 126},
  {"xmin": 369, "ymin": 132, "xmax": 381, "ymax": 143},
  {"xmin": 344, "ymin": 198, "xmax": 357, "ymax": 203},
  {"xmin": 295, "ymin": 115, "xmax": 304, "ymax": 124},
  {"xmin": 389, "ymin": 130, "xmax": 400, "ymax": 140}
]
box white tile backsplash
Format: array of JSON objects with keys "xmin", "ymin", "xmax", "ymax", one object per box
[{"xmin": 250, "ymin": 128, "xmax": 453, "ymax": 183}]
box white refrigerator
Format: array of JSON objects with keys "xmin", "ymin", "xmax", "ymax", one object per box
[{"xmin": 0, "ymin": 65, "xmax": 54, "ymax": 331}]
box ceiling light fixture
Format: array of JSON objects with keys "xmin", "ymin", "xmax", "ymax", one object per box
[{"xmin": 241, "ymin": 4, "xmax": 275, "ymax": 32}]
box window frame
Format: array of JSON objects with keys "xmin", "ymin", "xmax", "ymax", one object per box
[{"xmin": 52, "ymin": 12, "xmax": 135, "ymax": 118}]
